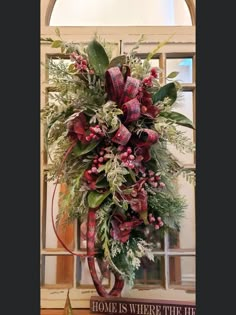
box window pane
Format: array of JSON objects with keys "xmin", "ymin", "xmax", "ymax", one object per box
[
  {"xmin": 167, "ymin": 91, "xmax": 195, "ymax": 165},
  {"xmin": 76, "ymin": 257, "xmax": 109, "ymax": 287},
  {"xmin": 50, "ymin": 0, "xmax": 192, "ymax": 26},
  {"xmin": 167, "ymin": 58, "xmax": 193, "ymax": 83},
  {"xmin": 169, "ymin": 256, "xmax": 195, "ymax": 290},
  {"xmin": 169, "ymin": 176, "xmax": 195, "ymax": 250},
  {"xmin": 41, "ymin": 255, "xmax": 74, "ymax": 287},
  {"xmin": 134, "ymin": 256, "xmax": 163, "ymax": 286}
]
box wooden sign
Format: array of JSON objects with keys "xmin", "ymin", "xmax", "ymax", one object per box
[{"xmin": 90, "ymin": 296, "xmax": 196, "ymax": 315}]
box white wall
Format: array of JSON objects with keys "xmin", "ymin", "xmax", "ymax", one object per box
[{"xmin": 50, "ymin": 0, "xmax": 192, "ymax": 26}]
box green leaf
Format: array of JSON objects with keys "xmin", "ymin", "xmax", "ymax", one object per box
[
  {"xmin": 152, "ymin": 82, "xmax": 177, "ymax": 105},
  {"xmin": 87, "ymin": 190, "xmax": 111, "ymax": 208},
  {"xmin": 159, "ymin": 111, "xmax": 195, "ymax": 129},
  {"xmin": 96, "ymin": 177, "xmax": 109, "ymax": 188},
  {"xmin": 167, "ymin": 71, "xmax": 179, "ymax": 79},
  {"xmin": 72, "ymin": 140, "xmax": 101, "ymax": 157},
  {"xmin": 87, "ymin": 39, "xmax": 109, "ymax": 75},
  {"xmin": 108, "ymin": 55, "xmax": 127, "ymax": 68},
  {"xmin": 67, "ymin": 63, "xmax": 77, "ymax": 73},
  {"xmin": 128, "ymin": 169, "xmax": 137, "ymax": 183},
  {"xmin": 51, "ymin": 40, "xmax": 63, "ymax": 48}
]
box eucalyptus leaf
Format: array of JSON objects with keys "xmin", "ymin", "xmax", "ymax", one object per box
[
  {"xmin": 67, "ymin": 63, "xmax": 77, "ymax": 73},
  {"xmin": 87, "ymin": 190, "xmax": 111, "ymax": 208},
  {"xmin": 167, "ymin": 71, "xmax": 179, "ymax": 79},
  {"xmin": 152, "ymin": 82, "xmax": 177, "ymax": 105},
  {"xmin": 108, "ymin": 55, "xmax": 127, "ymax": 68},
  {"xmin": 87, "ymin": 39, "xmax": 109, "ymax": 75},
  {"xmin": 73, "ymin": 140, "xmax": 101, "ymax": 157},
  {"xmin": 159, "ymin": 111, "xmax": 195, "ymax": 129},
  {"xmin": 51, "ymin": 40, "xmax": 63, "ymax": 48}
]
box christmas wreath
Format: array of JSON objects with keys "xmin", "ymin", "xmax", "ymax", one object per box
[{"xmin": 41, "ymin": 33, "xmax": 195, "ymax": 297}]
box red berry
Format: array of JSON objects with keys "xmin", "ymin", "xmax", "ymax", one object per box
[
  {"xmin": 122, "ymin": 152, "xmax": 128, "ymax": 158},
  {"xmin": 159, "ymin": 221, "xmax": 164, "ymax": 227},
  {"xmin": 99, "ymin": 151, "xmax": 105, "ymax": 156},
  {"xmin": 127, "ymin": 147, "xmax": 132, "ymax": 154},
  {"xmin": 159, "ymin": 182, "xmax": 165, "ymax": 188},
  {"xmin": 98, "ymin": 157, "xmax": 104, "ymax": 163},
  {"xmin": 157, "ymin": 217, "xmax": 161, "ymax": 221},
  {"xmin": 129, "ymin": 154, "xmax": 135, "ymax": 160},
  {"xmin": 85, "ymin": 135, "xmax": 91, "ymax": 141},
  {"xmin": 88, "ymin": 170, "xmax": 92, "ymax": 174},
  {"xmin": 93, "ymin": 159, "xmax": 98, "ymax": 164},
  {"xmin": 155, "ymin": 225, "xmax": 160, "ymax": 230},
  {"xmin": 141, "ymin": 106, "xmax": 147, "ymax": 113},
  {"xmin": 91, "ymin": 167, "xmax": 98, "ymax": 173}
]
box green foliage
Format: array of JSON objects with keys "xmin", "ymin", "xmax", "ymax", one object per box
[
  {"xmin": 73, "ymin": 140, "xmax": 101, "ymax": 157},
  {"xmin": 41, "ymin": 33, "xmax": 195, "ymax": 285},
  {"xmin": 167, "ymin": 71, "xmax": 179, "ymax": 79},
  {"xmin": 93, "ymin": 101, "xmax": 123, "ymax": 133},
  {"xmin": 108, "ymin": 55, "xmax": 127, "ymax": 68},
  {"xmin": 87, "ymin": 39, "xmax": 109, "ymax": 75},
  {"xmin": 88, "ymin": 190, "xmax": 111, "ymax": 208},
  {"xmin": 152, "ymin": 82, "xmax": 177, "ymax": 105},
  {"xmin": 159, "ymin": 111, "xmax": 195, "ymax": 129},
  {"xmin": 148, "ymin": 192, "xmax": 186, "ymax": 231}
]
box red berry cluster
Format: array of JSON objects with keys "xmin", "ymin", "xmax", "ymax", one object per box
[
  {"xmin": 148, "ymin": 213, "xmax": 164, "ymax": 230},
  {"xmin": 87, "ymin": 148, "xmax": 108, "ymax": 175},
  {"xmin": 144, "ymin": 170, "xmax": 165, "ymax": 189},
  {"xmin": 70, "ymin": 52, "xmax": 89, "ymax": 72},
  {"xmin": 141, "ymin": 67, "xmax": 158, "ymax": 87},
  {"xmin": 85, "ymin": 125, "xmax": 104, "ymax": 142},
  {"xmin": 118, "ymin": 145, "xmax": 135, "ymax": 169}
]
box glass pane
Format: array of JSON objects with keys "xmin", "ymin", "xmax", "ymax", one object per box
[
  {"xmin": 50, "ymin": 0, "xmax": 192, "ymax": 26},
  {"xmin": 134, "ymin": 256, "xmax": 163, "ymax": 286},
  {"xmin": 168, "ymin": 175, "xmax": 195, "ymax": 250},
  {"xmin": 169, "ymin": 256, "xmax": 196, "ymax": 290},
  {"xmin": 76, "ymin": 257, "xmax": 109, "ymax": 287},
  {"xmin": 167, "ymin": 91, "xmax": 195, "ymax": 165},
  {"xmin": 41, "ymin": 255, "xmax": 74, "ymax": 287},
  {"xmin": 167, "ymin": 58, "xmax": 193, "ymax": 83}
]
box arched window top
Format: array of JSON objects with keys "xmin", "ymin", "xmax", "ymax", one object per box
[{"xmin": 49, "ymin": 0, "xmax": 193, "ymax": 26}]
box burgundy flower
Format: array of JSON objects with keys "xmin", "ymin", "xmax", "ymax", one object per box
[
  {"xmin": 67, "ymin": 113, "xmax": 88, "ymax": 143},
  {"xmin": 122, "ymin": 179, "xmax": 148, "ymax": 212},
  {"xmin": 110, "ymin": 212, "xmax": 143, "ymax": 243}
]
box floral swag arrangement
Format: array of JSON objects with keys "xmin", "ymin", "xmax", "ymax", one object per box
[{"xmin": 41, "ymin": 32, "xmax": 195, "ymax": 298}]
